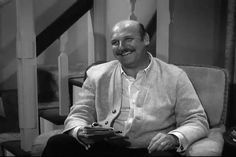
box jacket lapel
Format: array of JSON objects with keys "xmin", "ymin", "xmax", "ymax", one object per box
[{"xmin": 101, "ymin": 65, "xmax": 122, "ymax": 126}]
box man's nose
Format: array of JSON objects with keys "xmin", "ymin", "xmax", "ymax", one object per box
[{"xmin": 118, "ymin": 41, "xmax": 125, "ymax": 49}]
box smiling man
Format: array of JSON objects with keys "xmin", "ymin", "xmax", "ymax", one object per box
[
  {"xmin": 42, "ymin": 20, "xmax": 209, "ymax": 157},
  {"xmin": 111, "ymin": 20, "xmax": 150, "ymax": 78}
]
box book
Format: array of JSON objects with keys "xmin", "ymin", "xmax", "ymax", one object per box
[
  {"xmin": 76, "ymin": 123, "xmax": 126, "ymax": 150},
  {"xmin": 80, "ymin": 125, "xmax": 116, "ymax": 138}
]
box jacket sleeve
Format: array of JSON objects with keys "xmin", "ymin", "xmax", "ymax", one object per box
[
  {"xmin": 63, "ymin": 76, "xmax": 97, "ymax": 133},
  {"xmin": 169, "ymin": 71, "xmax": 209, "ymax": 149}
]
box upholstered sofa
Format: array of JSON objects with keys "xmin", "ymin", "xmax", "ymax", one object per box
[
  {"xmin": 31, "ymin": 65, "xmax": 229, "ymax": 156},
  {"xmin": 179, "ymin": 65, "xmax": 228, "ymax": 156}
]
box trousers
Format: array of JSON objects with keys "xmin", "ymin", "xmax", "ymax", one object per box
[{"xmin": 41, "ymin": 134, "xmax": 181, "ymax": 157}]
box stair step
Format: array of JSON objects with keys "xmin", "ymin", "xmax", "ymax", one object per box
[
  {"xmin": 39, "ymin": 107, "xmax": 66, "ymax": 125},
  {"xmin": 37, "ymin": 64, "xmax": 85, "ymax": 103}
]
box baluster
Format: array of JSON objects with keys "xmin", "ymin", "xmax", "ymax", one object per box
[
  {"xmin": 58, "ymin": 32, "xmax": 70, "ymax": 116},
  {"xmin": 129, "ymin": 0, "xmax": 137, "ymax": 20},
  {"xmin": 16, "ymin": 0, "xmax": 38, "ymax": 151}
]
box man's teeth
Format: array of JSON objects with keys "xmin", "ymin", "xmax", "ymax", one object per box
[{"xmin": 121, "ymin": 51, "xmax": 132, "ymax": 56}]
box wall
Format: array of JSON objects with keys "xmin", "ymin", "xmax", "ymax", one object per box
[
  {"xmin": 0, "ymin": 0, "xmax": 16, "ymax": 90},
  {"xmin": 169, "ymin": 0, "xmax": 227, "ymax": 67}
]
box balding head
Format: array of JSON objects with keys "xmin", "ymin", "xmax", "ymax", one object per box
[
  {"xmin": 112, "ymin": 20, "xmax": 146, "ymax": 40},
  {"xmin": 110, "ymin": 20, "xmax": 150, "ymax": 73}
]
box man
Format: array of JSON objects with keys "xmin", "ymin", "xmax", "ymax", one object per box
[{"xmin": 42, "ymin": 20, "xmax": 209, "ymax": 157}]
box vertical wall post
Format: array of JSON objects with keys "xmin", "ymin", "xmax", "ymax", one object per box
[
  {"xmin": 91, "ymin": 0, "xmax": 106, "ymax": 62},
  {"xmin": 129, "ymin": 0, "xmax": 137, "ymax": 20},
  {"xmin": 225, "ymin": 0, "xmax": 236, "ymax": 83},
  {"xmin": 87, "ymin": 11, "xmax": 95, "ymax": 65},
  {"xmin": 156, "ymin": 0, "xmax": 170, "ymax": 62},
  {"xmin": 224, "ymin": 0, "xmax": 236, "ymax": 128},
  {"xmin": 16, "ymin": 0, "xmax": 38, "ymax": 151}
]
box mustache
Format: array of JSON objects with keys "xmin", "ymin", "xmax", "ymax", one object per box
[{"xmin": 116, "ymin": 48, "xmax": 135, "ymax": 56}]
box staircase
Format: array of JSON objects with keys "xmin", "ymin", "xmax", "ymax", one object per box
[
  {"xmin": 37, "ymin": 64, "xmax": 84, "ymax": 126},
  {"xmin": 0, "ymin": 0, "xmax": 92, "ymax": 156},
  {"xmin": 0, "ymin": 69, "xmax": 84, "ymax": 156}
]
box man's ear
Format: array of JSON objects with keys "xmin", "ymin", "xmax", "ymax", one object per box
[{"xmin": 144, "ymin": 33, "xmax": 150, "ymax": 46}]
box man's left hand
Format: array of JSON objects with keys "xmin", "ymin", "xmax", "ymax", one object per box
[{"xmin": 147, "ymin": 133, "xmax": 179, "ymax": 153}]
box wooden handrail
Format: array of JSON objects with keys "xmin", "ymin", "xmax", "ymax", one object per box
[{"xmin": 36, "ymin": 0, "xmax": 93, "ymax": 56}]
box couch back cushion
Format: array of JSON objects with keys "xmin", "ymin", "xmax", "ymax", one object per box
[{"xmin": 179, "ymin": 66, "xmax": 227, "ymax": 127}]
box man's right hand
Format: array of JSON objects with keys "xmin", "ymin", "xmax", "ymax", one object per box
[{"xmin": 148, "ymin": 133, "xmax": 179, "ymax": 153}]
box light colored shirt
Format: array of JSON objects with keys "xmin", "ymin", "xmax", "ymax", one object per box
[
  {"xmin": 114, "ymin": 67, "xmax": 146, "ymax": 135},
  {"xmin": 113, "ymin": 54, "xmax": 186, "ymax": 151}
]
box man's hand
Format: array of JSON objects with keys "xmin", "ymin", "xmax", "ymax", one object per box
[
  {"xmin": 77, "ymin": 129, "xmax": 97, "ymax": 145},
  {"xmin": 147, "ymin": 133, "xmax": 179, "ymax": 153}
]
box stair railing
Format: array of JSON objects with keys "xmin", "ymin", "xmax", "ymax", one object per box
[{"xmin": 16, "ymin": 0, "xmax": 93, "ymax": 151}]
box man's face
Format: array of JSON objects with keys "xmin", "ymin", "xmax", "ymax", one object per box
[{"xmin": 111, "ymin": 22, "xmax": 148, "ymax": 69}]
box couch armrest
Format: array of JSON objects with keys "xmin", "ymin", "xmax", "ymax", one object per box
[
  {"xmin": 31, "ymin": 129, "xmax": 63, "ymax": 156},
  {"xmin": 186, "ymin": 125, "xmax": 225, "ymax": 156}
]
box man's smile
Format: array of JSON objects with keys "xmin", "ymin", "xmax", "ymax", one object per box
[
  {"xmin": 120, "ymin": 51, "xmax": 132, "ymax": 56},
  {"xmin": 116, "ymin": 48, "xmax": 135, "ymax": 57}
]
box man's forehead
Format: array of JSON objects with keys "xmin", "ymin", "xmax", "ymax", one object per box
[
  {"xmin": 112, "ymin": 20, "xmax": 139, "ymax": 32},
  {"xmin": 111, "ymin": 29, "xmax": 138, "ymax": 40},
  {"xmin": 111, "ymin": 23, "xmax": 139, "ymax": 40},
  {"xmin": 113, "ymin": 23, "xmax": 131, "ymax": 32}
]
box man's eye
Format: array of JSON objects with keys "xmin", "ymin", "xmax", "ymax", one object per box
[
  {"xmin": 124, "ymin": 38, "xmax": 133, "ymax": 43},
  {"xmin": 111, "ymin": 41, "xmax": 119, "ymax": 46}
]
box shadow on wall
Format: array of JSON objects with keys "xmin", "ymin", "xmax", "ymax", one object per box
[
  {"xmin": 0, "ymin": 73, "xmax": 17, "ymax": 90},
  {"xmin": 0, "ymin": 66, "xmax": 59, "ymax": 103},
  {"xmin": 0, "ymin": 89, "xmax": 19, "ymax": 133},
  {"xmin": 37, "ymin": 67, "xmax": 58, "ymax": 103},
  {"xmin": 145, "ymin": 10, "xmax": 156, "ymax": 57}
]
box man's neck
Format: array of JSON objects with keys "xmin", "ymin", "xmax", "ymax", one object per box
[
  {"xmin": 122, "ymin": 53, "xmax": 150, "ymax": 78},
  {"xmin": 123, "ymin": 69, "xmax": 139, "ymax": 78}
]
